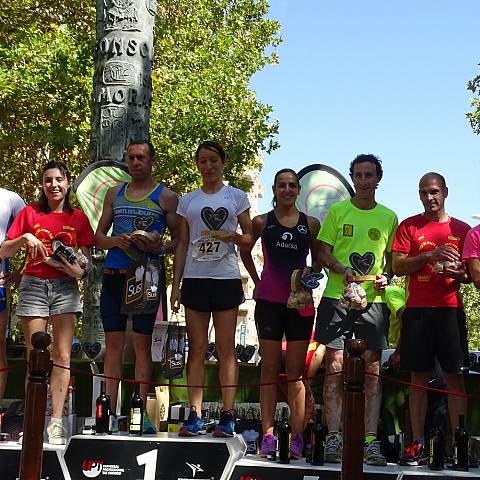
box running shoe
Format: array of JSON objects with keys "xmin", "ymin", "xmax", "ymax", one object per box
[
  {"xmin": 47, "ymin": 421, "xmax": 67, "ymax": 445},
  {"xmin": 291, "ymin": 433, "xmax": 304, "ymax": 460},
  {"xmin": 213, "ymin": 410, "xmax": 236, "ymax": 437},
  {"xmin": 259, "ymin": 433, "xmax": 276, "ymax": 458},
  {"xmin": 142, "ymin": 412, "xmax": 156, "ymax": 434},
  {"xmin": 179, "ymin": 408, "xmax": 206, "ymax": 436},
  {"xmin": 399, "ymin": 441, "xmax": 428, "ymax": 466},
  {"xmin": 364, "ymin": 439, "xmax": 387, "ymax": 466},
  {"xmin": 325, "ymin": 433, "xmax": 342, "ymax": 463}
]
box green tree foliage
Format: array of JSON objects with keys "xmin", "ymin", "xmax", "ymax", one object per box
[
  {"xmin": 467, "ymin": 64, "xmax": 480, "ymax": 134},
  {"xmin": 0, "ymin": 1, "xmax": 95, "ymax": 197},
  {"xmin": 461, "ymin": 283, "xmax": 480, "ymax": 350},
  {"xmin": 0, "ymin": 0, "xmax": 280, "ymax": 202}
]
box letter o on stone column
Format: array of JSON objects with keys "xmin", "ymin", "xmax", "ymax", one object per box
[
  {"xmin": 113, "ymin": 89, "xmax": 126, "ymax": 104},
  {"xmin": 140, "ymin": 42, "xmax": 149, "ymax": 58}
]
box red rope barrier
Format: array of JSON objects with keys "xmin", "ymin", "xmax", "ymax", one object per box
[
  {"xmin": 3, "ymin": 359, "xmax": 479, "ymax": 398},
  {"xmin": 54, "ymin": 362, "xmax": 342, "ymax": 389},
  {"xmin": 0, "ymin": 362, "xmax": 26, "ymax": 373},
  {"xmin": 367, "ymin": 371, "xmax": 480, "ymax": 399}
]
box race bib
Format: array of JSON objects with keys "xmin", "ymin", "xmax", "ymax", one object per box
[{"xmin": 192, "ymin": 236, "xmax": 228, "ymax": 262}]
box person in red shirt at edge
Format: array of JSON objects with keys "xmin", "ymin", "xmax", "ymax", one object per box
[
  {"xmin": 392, "ymin": 172, "xmax": 470, "ymax": 466},
  {"xmin": 0, "ymin": 161, "xmax": 94, "ymax": 445}
]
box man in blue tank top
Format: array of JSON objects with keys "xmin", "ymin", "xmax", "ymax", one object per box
[{"xmin": 95, "ymin": 141, "xmax": 179, "ymax": 427}]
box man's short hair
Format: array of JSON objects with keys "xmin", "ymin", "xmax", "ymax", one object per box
[
  {"xmin": 349, "ymin": 153, "xmax": 383, "ymax": 177},
  {"xmin": 421, "ymin": 172, "xmax": 447, "ymax": 189},
  {"xmin": 127, "ymin": 140, "xmax": 155, "ymax": 159}
]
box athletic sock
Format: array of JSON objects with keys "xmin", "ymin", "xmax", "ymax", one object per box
[{"xmin": 413, "ymin": 437, "xmax": 425, "ymax": 446}]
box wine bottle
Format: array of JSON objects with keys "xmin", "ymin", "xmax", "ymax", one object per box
[
  {"xmin": 453, "ymin": 414, "xmax": 469, "ymax": 471},
  {"xmin": 311, "ymin": 407, "xmax": 326, "ymax": 466},
  {"xmin": 129, "ymin": 383, "xmax": 144, "ymax": 436},
  {"xmin": 428, "ymin": 415, "xmax": 444, "ymax": 471},
  {"xmin": 277, "ymin": 406, "xmax": 291, "ymax": 464},
  {"xmin": 95, "ymin": 380, "xmax": 110, "ymax": 434}
]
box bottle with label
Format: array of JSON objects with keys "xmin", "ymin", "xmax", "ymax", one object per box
[
  {"xmin": 310, "ymin": 407, "xmax": 326, "ymax": 466},
  {"xmin": 428, "ymin": 415, "xmax": 444, "ymax": 471},
  {"xmin": 95, "ymin": 380, "xmax": 110, "ymax": 434},
  {"xmin": 277, "ymin": 406, "xmax": 291, "ymax": 464},
  {"xmin": 453, "ymin": 414, "xmax": 469, "ymax": 471},
  {"xmin": 129, "ymin": 383, "xmax": 144, "ymax": 436}
]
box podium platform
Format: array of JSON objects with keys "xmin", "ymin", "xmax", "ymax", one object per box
[
  {"xmin": 0, "ymin": 441, "xmax": 69, "ymax": 479},
  {"xmin": 1, "ymin": 434, "xmax": 479, "ymax": 479},
  {"xmin": 230, "ymin": 456, "xmax": 480, "ymax": 479},
  {"xmin": 64, "ymin": 433, "xmax": 246, "ymax": 479}
]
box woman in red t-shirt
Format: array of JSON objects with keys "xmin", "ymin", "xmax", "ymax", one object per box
[{"xmin": 0, "ymin": 161, "xmax": 94, "ymax": 445}]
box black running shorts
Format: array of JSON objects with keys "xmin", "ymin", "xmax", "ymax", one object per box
[
  {"xmin": 400, "ymin": 307, "xmax": 468, "ymax": 374},
  {"xmin": 181, "ymin": 278, "xmax": 244, "ymax": 312},
  {"xmin": 255, "ymin": 298, "xmax": 314, "ymax": 342}
]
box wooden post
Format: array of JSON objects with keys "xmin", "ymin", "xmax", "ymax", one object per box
[
  {"xmin": 19, "ymin": 331, "xmax": 51, "ymax": 480},
  {"xmin": 342, "ymin": 338, "xmax": 366, "ymax": 480}
]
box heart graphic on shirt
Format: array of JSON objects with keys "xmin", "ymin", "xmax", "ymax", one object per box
[
  {"xmin": 133, "ymin": 216, "xmax": 154, "ymax": 231},
  {"xmin": 349, "ymin": 252, "xmax": 376, "ymax": 275},
  {"xmin": 82, "ymin": 341, "xmax": 102, "ymax": 359},
  {"xmin": 201, "ymin": 207, "xmax": 228, "ymax": 230}
]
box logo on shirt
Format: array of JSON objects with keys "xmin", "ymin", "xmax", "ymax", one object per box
[
  {"xmin": 277, "ymin": 232, "xmax": 298, "ymax": 250},
  {"xmin": 133, "ymin": 216, "xmax": 154, "ymax": 231},
  {"xmin": 349, "ymin": 252, "xmax": 375, "ymax": 275},
  {"xmin": 201, "ymin": 207, "xmax": 228, "ymax": 230},
  {"xmin": 368, "ymin": 228, "xmax": 381, "ymax": 241},
  {"xmin": 343, "ymin": 224, "xmax": 354, "ymax": 237},
  {"xmin": 297, "ymin": 225, "xmax": 307, "ymax": 235}
]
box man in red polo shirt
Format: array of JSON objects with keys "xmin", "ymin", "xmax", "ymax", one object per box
[{"xmin": 392, "ymin": 172, "xmax": 470, "ymax": 466}]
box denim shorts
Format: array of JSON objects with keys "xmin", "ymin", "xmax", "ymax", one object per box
[{"xmin": 16, "ymin": 275, "xmax": 82, "ymax": 318}]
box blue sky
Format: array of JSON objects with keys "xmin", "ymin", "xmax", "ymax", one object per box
[{"xmin": 251, "ymin": 0, "xmax": 479, "ymax": 225}]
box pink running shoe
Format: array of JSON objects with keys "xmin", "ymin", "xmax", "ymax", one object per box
[
  {"xmin": 259, "ymin": 433, "xmax": 276, "ymax": 458},
  {"xmin": 291, "ymin": 433, "xmax": 304, "ymax": 460}
]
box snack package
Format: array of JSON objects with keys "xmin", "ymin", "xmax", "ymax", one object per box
[
  {"xmin": 340, "ymin": 282, "xmax": 367, "ymax": 310},
  {"xmin": 287, "ymin": 269, "xmax": 314, "ymax": 311}
]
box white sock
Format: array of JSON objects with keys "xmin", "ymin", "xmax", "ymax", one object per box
[{"xmin": 51, "ymin": 417, "xmax": 63, "ymax": 426}]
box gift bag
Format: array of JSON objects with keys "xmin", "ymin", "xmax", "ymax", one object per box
[
  {"xmin": 151, "ymin": 321, "xmax": 169, "ymax": 363},
  {"xmin": 121, "ymin": 256, "xmax": 161, "ymax": 314},
  {"xmin": 237, "ymin": 406, "xmax": 262, "ymax": 454},
  {"xmin": 163, "ymin": 316, "xmax": 187, "ymax": 380}
]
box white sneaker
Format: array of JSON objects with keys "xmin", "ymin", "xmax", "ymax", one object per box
[
  {"xmin": 47, "ymin": 422, "xmax": 67, "ymax": 445},
  {"xmin": 17, "ymin": 432, "xmax": 23, "ymax": 445}
]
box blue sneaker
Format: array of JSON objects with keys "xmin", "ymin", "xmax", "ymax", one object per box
[
  {"xmin": 179, "ymin": 408, "xmax": 206, "ymax": 437},
  {"xmin": 143, "ymin": 412, "xmax": 156, "ymax": 434},
  {"xmin": 213, "ymin": 410, "xmax": 236, "ymax": 437}
]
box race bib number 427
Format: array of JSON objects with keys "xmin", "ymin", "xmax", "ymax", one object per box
[{"xmin": 192, "ymin": 236, "xmax": 228, "ymax": 262}]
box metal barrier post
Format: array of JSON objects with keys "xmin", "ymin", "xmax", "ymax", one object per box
[
  {"xmin": 19, "ymin": 331, "xmax": 51, "ymax": 480},
  {"xmin": 342, "ymin": 338, "xmax": 366, "ymax": 480}
]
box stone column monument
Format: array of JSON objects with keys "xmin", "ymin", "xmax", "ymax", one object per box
[
  {"xmin": 79, "ymin": 0, "xmax": 157, "ymax": 358},
  {"xmin": 91, "ymin": 0, "xmax": 157, "ymax": 163}
]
